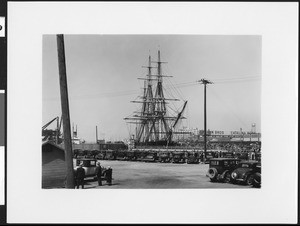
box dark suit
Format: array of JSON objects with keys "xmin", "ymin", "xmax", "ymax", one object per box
[
  {"xmin": 95, "ymin": 166, "xmax": 102, "ymax": 186},
  {"xmin": 75, "ymin": 167, "xmax": 85, "ymax": 189},
  {"xmin": 106, "ymin": 168, "xmax": 112, "ymax": 185}
]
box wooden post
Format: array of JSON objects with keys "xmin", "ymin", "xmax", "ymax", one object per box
[
  {"xmin": 198, "ymin": 79, "xmax": 212, "ymax": 161},
  {"xmin": 57, "ymin": 34, "xmax": 75, "ymax": 189},
  {"xmin": 204, "ymin": 83, "xmax": 207, "ymax": 159},
  {"xmin": 72, "ymin": 123, "xmax": 74, "ymax": 139}
]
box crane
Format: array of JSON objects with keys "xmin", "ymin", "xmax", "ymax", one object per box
[
  {"xmin": 42, "ymin": 117, "xmax": 59, "ymax": 130},
  {"xmin": 42, "ymin": 116, "xmax": 62, "ymax": 144},
  {"xmin": 166, "ymin": 100, "xmax": 188, "ymax": 145}
]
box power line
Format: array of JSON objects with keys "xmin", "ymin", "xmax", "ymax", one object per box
[{"xmin": 43, "ymin": 76, "xmax": 261, "ymax": 101}]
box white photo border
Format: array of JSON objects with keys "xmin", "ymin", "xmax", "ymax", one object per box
[{"xmin": 7, "ymin": 2, "xmax": 298, "ymax": 223}]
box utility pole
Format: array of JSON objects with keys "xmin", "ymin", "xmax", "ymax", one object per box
[
  {"xmin": 197, "ymin": 79, "xmax": 213, "ymax": 160},
  {"xmin": 57, "ymin": 34, "xmax": 75, "ymax": 189},
  {"xmin": 72, "ymin": 123, "xmax": 74, "ymax": 139}
]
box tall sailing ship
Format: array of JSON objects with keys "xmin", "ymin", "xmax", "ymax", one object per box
[{"xmin": 124, "ymin": 50, "xmax": 188, "ymax": 147}]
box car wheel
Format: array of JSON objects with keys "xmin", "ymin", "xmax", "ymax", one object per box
[
  {"xmin": 223, "ymin": 172, "xmax": 231, "ymax": 183},
  {"xmin": 208, "ymin": 168, "xmax": 218, "ymax": 181},
  {"xmin": 246, "ymin": 174, "xmax": 254, "ymax": 186},
  {"xmin": 252, "ymin": 173, "xmax": 261, "ymax": 188}
]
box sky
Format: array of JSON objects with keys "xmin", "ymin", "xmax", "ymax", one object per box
[{"xmin": 43, "ymin": 35, "xmax": 261, "ymax": 142}]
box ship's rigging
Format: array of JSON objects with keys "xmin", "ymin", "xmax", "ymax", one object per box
[{"xmin": 124, "ymin": 50, "xmax": 188, "ymax": 145}]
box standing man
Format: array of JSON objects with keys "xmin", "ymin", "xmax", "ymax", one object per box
[
  {"xmin": 200, "ymin": 152, "xmax": 204, "ymax": 163},
  {"xmin": 106, "ymin": 166, "xmax": 113, "ymax": 186},
  {"xmin": 75, "ymin": 163, "xmax": 85, "ymax": 189},
  {"xmin": 95, "ymin": 162, "xmax": 102, "ymax": 186}
]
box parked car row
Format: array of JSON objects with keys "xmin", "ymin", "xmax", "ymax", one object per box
[
  {"xmin": 206, "ymin": 158, "xmax": 261, "ymax": 187},
  {"xmin": 73, "ymin": 149, "xmax": 261, "ymax": 164}
]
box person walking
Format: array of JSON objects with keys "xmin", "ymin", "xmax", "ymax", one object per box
[
  {"xmin": 95, "ymin": 162, "xmax": 102, "ymax": 186},
  {"xmin": 75, "ymin": 163, "xmax": 85, "ymax": 189}
]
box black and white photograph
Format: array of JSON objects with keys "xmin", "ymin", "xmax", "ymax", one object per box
[
  {"xmin": 6, "ymin": 2, "xmax": 298, "ymax": 224},
  {"xmin": 42, "ymin": 35, "xmax": 262, "ymax": 189}
]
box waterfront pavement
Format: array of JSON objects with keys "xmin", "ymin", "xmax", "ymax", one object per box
[{"xmin": 81, "ymin": 160, "xmax": 254, "ymax": 189}]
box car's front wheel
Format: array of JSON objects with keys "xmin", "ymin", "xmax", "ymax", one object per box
[
  {"xmin": 246, "ymin": 174, "xmax": 254, "ymax": 186},
  {"xmin": 223, "ymin": 172, "xmax": 231, "ymax": 183},
  {"xmin": 252, "ymin": 173, "xmax": 261, "ymax": 188},
  {"xmin": 208, "ymin": 168, "xmax": 218, "ymax": 181}
]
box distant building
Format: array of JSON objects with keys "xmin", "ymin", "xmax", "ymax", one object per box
[
  {"xmin": 97, "ymin": 139, "xmax": 105, "ymax": 144},
  {"xmin": 72, "ymin": 143, "xmax": 100, "ymax": 151},
  {"xmin": 176, "ymin": 127, "xmax": 261, "ymax": 142}
]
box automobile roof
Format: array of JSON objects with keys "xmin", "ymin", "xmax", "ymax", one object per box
[
  {"xmin": 239, "ymin": 160, "xmax": 259, "ymax": 164},
  {"xmin": 75, "ymin": 158, "xmax": 97, "ymax": 161},
  {"xmin": 209, "ymin": 158, "xmax": 240, "ymax": 161}
]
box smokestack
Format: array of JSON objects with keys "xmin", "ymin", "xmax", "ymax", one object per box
[{"xmin": 96, "ymin": 125, "xmax": 98, "ymax": 143}]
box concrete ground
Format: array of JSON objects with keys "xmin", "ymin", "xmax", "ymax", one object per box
[{"xmin": 81, "ymin": 160, "xmax": 254, "ymax": 189}]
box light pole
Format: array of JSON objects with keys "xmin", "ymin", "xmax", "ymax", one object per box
[{"xmin": 197, "ymin": 79, "xmax": 213, "ymax": 161}]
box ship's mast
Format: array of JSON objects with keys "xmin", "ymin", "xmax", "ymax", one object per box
[
  {"xmin": 153, "ymin": 50, "xmax": 169, "ymax": 141},
  {"xmin": 136, "ymin": 55, "xmax": 156, "ymax": 142},
  {"xmin": 125, "ymin": 50, "xmax": 184, "ymax": 145}
]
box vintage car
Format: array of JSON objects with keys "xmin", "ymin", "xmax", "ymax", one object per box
[
  {"xmin": 74, "ymin": 158, "xmax": 98, "ymax": 177},
  {"xmin": 135, "ymin": 150, "xmax": 147, "ymax": 161},
  {"xmin": 134, "ymin": 149, "xmax": 157, "ymax": 162},
  {"xmin": 206, "ymin": 158, "xmax": 241, "ymax": 183},
  {"xmin": 231, "ymin": 161, "xmax": 261, "ymax": 186},
  {"xmin": 73, "ymin": 149, "xmax": 87, "ymax": 158},
  {"xmin": 158, "ymin": 151, "xmax": 171, "ymax": 163},
  {"xmin": 171, "ymin": 151, "xmax": 186, "ymax": 163},
  {"xmin": 115, "ymin": 150, "xmax": 127, "ymax": 161},
  {"xmin": 73, "ymin": 158, "xmax": 111, "ymax": 181},
  {"xmin": 186, "ymin": 151, "xmax": 199, "ymax": 164},
  {"xmin": 218, "ymin": 150, "xmax": 235, "ymax": 158},
  {"xmin": 141, "ymin": 150, "xmax": 158, "ymax": 162},
  {"xmin": 125, "ymin": 150, "xmax": 137, "ymax": 161},
  {"xmin": 204, "ymin": 150, "xmax": 218, "ymax": 164},
  {"xmin": 235, "ymin": 152, "xmax": 249, "ymax": 160},
  {"xmin": 85, "ymin": 150, "xmax": 98, "ymax": 159},
  {"xmin": 95, "ymin": 150, "xmax": 106, "ymax": 160},
  {"xmin": 104, "ymin": 149, "xmax": 116, "ymax": 160}
]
